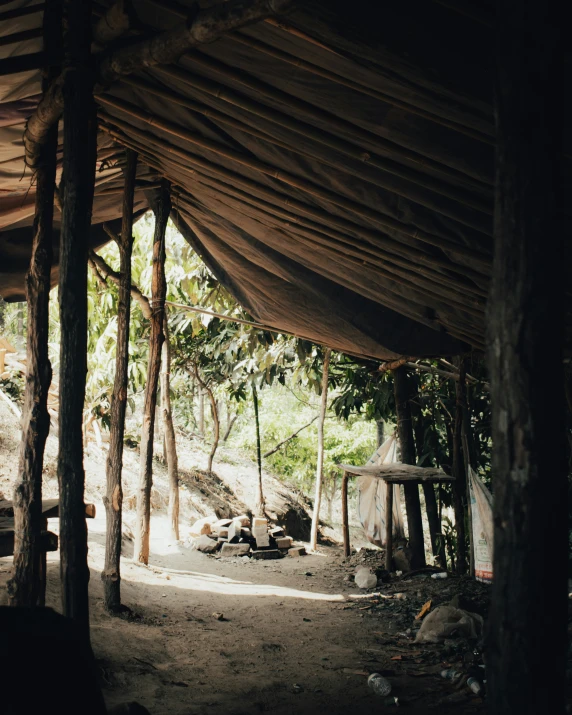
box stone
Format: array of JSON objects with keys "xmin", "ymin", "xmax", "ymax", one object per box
[
  {"xmin": 241, "ymin": 527, "xmax": 252, "ymax": 539},
  {"xmin": 269, "ymin": 526, "xmax": 285, "ymax": 538},
  {"xmin": 217, "ymin": 527, "xmax": 229, "ymax": 539},
  {"xmin": 288, "ymin": 546, "xmax": 306, "ymax": 557},
  {"xmin": 227, "ymin": 520, "xmax": 241, "ymax": 543},
  {"xmin": 275, "ymin": 536, "xmax": 293, "ymax": 549},
  {"xmin": 252, "ymin": 517, "xmax": 268, "ymax": 528},
  {"xmin": 255, "ymin": 532, "xmax": 271, "ymax": 548},
  {"xmin": 252, "ymin": 549, "xmax": 281, "ymax": 560},
  {"xmin": 393, "ymin": 546, "xmax": 412, "ymax": 573},
  {"xmin": 354, "ymin": 568, "xmax": 377, "ymax": 590},
  {"xmin": 196, "ymin": 534, "xmax": 220, "ymax": 554},
  {"xmin": 212, "ymin": 519, "xmax": 233, "ymax": 535},
  {"xmin": 234, "ymin": 515, "xmax": 251, "ymax": 527},
  {"xmin": 220, "ymin": 542, "xmax": 251, "ymax": 557},
  {"xmin": 190, "ymin": 517, "xmax": 215, "ymax": 537}
]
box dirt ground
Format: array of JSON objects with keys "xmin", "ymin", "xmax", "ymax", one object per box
[{"xmin": 0, "ymin": 400, "xmax": 489, "ymax": 714}]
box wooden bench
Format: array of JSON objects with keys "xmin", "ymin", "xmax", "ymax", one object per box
[
  {"xmin": 0, "ymin": 499, "xmax": 96, "ymax": 605},
  {"xmin": 338, "ymin": 463, "xmax": 454, "ymax": 568}
]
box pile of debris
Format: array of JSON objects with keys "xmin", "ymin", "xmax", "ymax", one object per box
[{"xmin": 190, "ymin": 515, "xmax": 306, "ymax": 560}]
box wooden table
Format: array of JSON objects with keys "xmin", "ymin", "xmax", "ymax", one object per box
[
  {"xmin": 338, "ymin": 463, "xmax": 454, "ymax": 569},
  {"xmin": 0, "ymin": 498, "xmax": 96, "ymax": 605}
]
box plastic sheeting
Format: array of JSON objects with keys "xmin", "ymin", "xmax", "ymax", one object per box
[
  {"xmin": 469, "ymin": 466, "xmax": 493, "ymax": 584},
  {"xmin": 357, "ymin": 434, "xmax": 405, "ymax": 548}
]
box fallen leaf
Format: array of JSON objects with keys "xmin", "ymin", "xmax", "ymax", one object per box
[
  {"xmin": 415, "ymin": 600, "xmax": 432, "ymax": 620},
  {"xmin": 391, "ymin": 655, "xmax": 403, "ymax": 661}
]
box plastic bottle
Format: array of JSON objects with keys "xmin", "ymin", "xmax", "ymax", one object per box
[
  {"xmin": 368, "ymin": 673, "xmax": 392, "ymax": 696},
  {"xmin": 467, "ymin": 677, "xmax": 483, "ymax": 695},
  {"xmin": 441, "ymin": 668, "xmax": 463, "ymax": 682}
]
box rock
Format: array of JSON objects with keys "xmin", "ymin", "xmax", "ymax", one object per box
[
  {"xmin": 217, "ymin": 527, "xmax": 229, "ymax": 539},
  {"xmin": 355, "ymin": 568, "xmax": 377, "ymax": 590},
  {"xmin": 253, "ymin": 517, "xmax": 268, "ymax": 528},
  {"xmin": 393, "ymin": 546, "xmax": 412, "ymax": 573},
  {"xmin": 288, "ymin": 546, "xmax": 306, "ymax": 557},
  {"xmin": 240, "ymin": 527, "xmax": 252, "ymax": 539},
  {"xmin": 252, "ymin": 549, "xmax": 281, "ymax": 560},
  {"xmin": 269, "ymin": 526, "xmax": 285, "ymax": 538},
  {"xmin": 234, "ymin": 514, "xmax": 251, "ymax": 527},
  {"xmin": 196, "ymin": 534, "xmax": 220, "ymax": 554},
  {"xmin": 189, "ymin": 517, "xmax": 215, "ymax": 537},
  {"xmin": 255, "ymin": 532, "xmax": 271, "ymax": 548},
  {"xmin": 227, "ymin": 520, "xmax": 241, "ymax": 543},
  {"xmin": 212, "ymin": 518, "xmax": 233, "ymax": 535},
  {"xmin": 220, "ymin": 542, "xmax": 251, "ymax": 557},
  {"xmin": 275, "ymin": 536, "xmax": 293, "ymax": 549}
]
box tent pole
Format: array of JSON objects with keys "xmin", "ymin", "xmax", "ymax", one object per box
[
  {"xmin": 57, "ymin": 0, "xmax": 98, "ymax": 638},
  {"xmin": 341, "ymin": 472, "xmax": 350, "ymax": 557},
  {"xmin": 384, "ymin": 480, "xmax": 393, "ymax": 571},
  {"xmin": 8, "ymin": 0, "xmax": 61, "ymax": 608},
  {"xmin": 486, "ymin": 0, "xmax": 566, "ymax": 711}
]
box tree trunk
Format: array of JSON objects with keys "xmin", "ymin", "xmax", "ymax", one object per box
[
  {"xmin": 8, "ymin": 0, "xmax": 60, "ymax": 607},
  {"xmin": 376, "ymin": 419, "xmax": 385, "ymax": 448},
  {"xmin": 487, "ymin": 3, "xmax": 566, "ymax": 713},
  {"xmin": 409, "ymin": 381, "xmax": 446, "ymax": 567},
  {"xmin": 134, "ymin": 180, "xmax": 170, "ymax": 565},
  {"xmin": 452, "ymin": 360, "xmax": 468, "ymax": 574},
  {"xmin": 198, "ymin": 388, "xmax": 205, "ymax": 436},
  {"xmin": 162, "ymin": 310, "xmax": 179, "ymax": 541},
  {"xmin": 310, "ymin": 347, "xmax": 331, "ymax": 551},
  {"xmin": 57, "ymin": 0, "xmax": 97, "ymax": 638},
  {"xmin": 252, "ymin": 383, "xmax": 265, "ymax": 515},
  {"xmin": 393, "ymin": 366, "xmax": 425, "ymax": 569},
  {"xmin": 102, "ymin": 148, "xmax": 137, "ymax": 613},
  {"xmin": 205, "ymin": 383, "xmax": 219, "ymax": 473},
  {"xmin": 223, "ymin": 413, "xmax": 237, "ymax": 442}
]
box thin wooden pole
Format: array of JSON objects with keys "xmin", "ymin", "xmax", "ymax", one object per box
[
  {"xmin": 162, "ymin": 311, "xmax": 179, "ymax": 542},
  {"xmin": 341, "ymin": 471, "xmax": 350, "ymax": 557},
  {"xmin": 134, "ymin": 180, "xmax": 170, "ymax": 565},
  {"xmin": 452, "ymin": 357, "xmax": 468, "ymax": 574},
  {"xmin": 8, "ymin": 0, "xmax": 61, "ymax": 608},
  {"xmin": 102, "ymin": 148, "xmax": 137, "ymax": 613},
  {"xmin": 393, "ymin": 366, "xmax": 426, "ymax": 569},
  {"xmin": 385, "ymin": 479, "xmax": 393, "ymax": 571},
  {"xmin": 252, "ymin": 383, "xmax": 265, "ymax": 515},
  {"xmin": 487, "ymin": 3, "xmax": 566, "ymax": 711},
  {"xmin": 310, "ymin": 347, "xmax": 331, "ymax": 551},
  {"xmin": 57, "ymin": 0, "xmax": 97, "ymax": 637}
]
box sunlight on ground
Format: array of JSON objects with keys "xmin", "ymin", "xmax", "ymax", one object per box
[{"xmin": 124, "ymin": 565, "xmax": 347, "ymax": 601}]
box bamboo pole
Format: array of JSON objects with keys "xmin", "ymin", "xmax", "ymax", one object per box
[
  {"xmin": 134, "ymin": 180, "xmax": 170, "ymax": 565},
  {"xmin": 8, "ymin": 0, "xmax": 60, "ymax": 610},
  {"xmin": 310, "ymin": 348, "xmax": 331, "ymax": 551},
  {"xmin": 252, "ymin": 383, "xmax": 265, "ymax": 515},
  {"xmin": 102, "ymin": 149, "xmax": 137, "ymax": 613},
  {"xmin": 57, "ymin": 0, "xmax": 97, "ymax": 638}
]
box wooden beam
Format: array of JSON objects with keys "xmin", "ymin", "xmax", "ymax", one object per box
[
  {"xmin": 310, "ymin": 347, "xmax": 331, "ymax": 551},
  {"xmin": 486, "ymin": 1, "xmax": 567, "ymax": 713},
  {"xmin": 385, "ymin": 479, "xmax": 393, "ymax": 571},
  {"xmin": 0, "ymin": 52, "xmax": 47, "ymax": 77},
  {"xmin": 57, "ymin": 0, "xmax": 97, "ymax": 638},
  {"xmin": 134, "ymin": 180, "xmax": 171, "ymax": 565},
  {"xmin": 102, "ymin": 149, "xmax": 137, "ymax": 613},
  {"xmin": 393, "ymin": 366, "xmax": 426, "ymax": 569},
  {"xmin": 341, "ymin": 471, "xmax": 350, "ymax": 558},
  {"xmin": 8, "ymin": 0, "xmax": 61, "ymax": 610},
  {"xmin": 23, "ymin": 0, "xmax": 294, "ymax": 168}
]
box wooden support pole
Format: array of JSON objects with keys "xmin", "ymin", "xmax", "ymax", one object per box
[
  {"xmin": 393, "ymin": 366, "xmax": 426, "ymax": 569},
  {"xmin": 134, "ymin": 180, "xmax": 170, "ymax": 565},
  {"xmin": 341, "ymin": 471, "xmax": 350, "ymax": 558},
  {"xmin": 57, "ymin": 0, "xmax": 97, "ymax": 637},
  {"xmin": 8, "ymin": 0, "xmax": 61, "ymax": 609},
  {"xmin": 385, "ymin": 479, "xmax": 393, "ymax": 571},
  {"xmin": 486, "ymin": 1, "xmax": 566, "ymax": 712},
  {"xmin": 252, "ymin": 383, "xmax": 265, "ymax": 515},
  {"xmin": 162, "ymin": 310, "xmax": 180, "ymax": 542},
  {"xmin": 310, "ymin": 347, "xmax": 331, "ymax": 551},
  {"xmin": 102, "ymin": 149, "xmax": 137, "ymax": 613},
  {"xmin": 452, "ymin": 358, "xmax": 468, "ymax": 574}
]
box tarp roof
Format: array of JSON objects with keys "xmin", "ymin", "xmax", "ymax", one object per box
[{"xmin": 2, "ymin": 0, "xmax": 563, "ymax": 360}]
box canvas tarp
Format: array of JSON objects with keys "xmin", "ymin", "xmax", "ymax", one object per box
[
  {"xmin": 469, "ymin": 466, "xmax": 493, "ymax": 583},
  {"xmin": 357, "ymin": 434, "xmax": 406, "ymax": 548}
]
